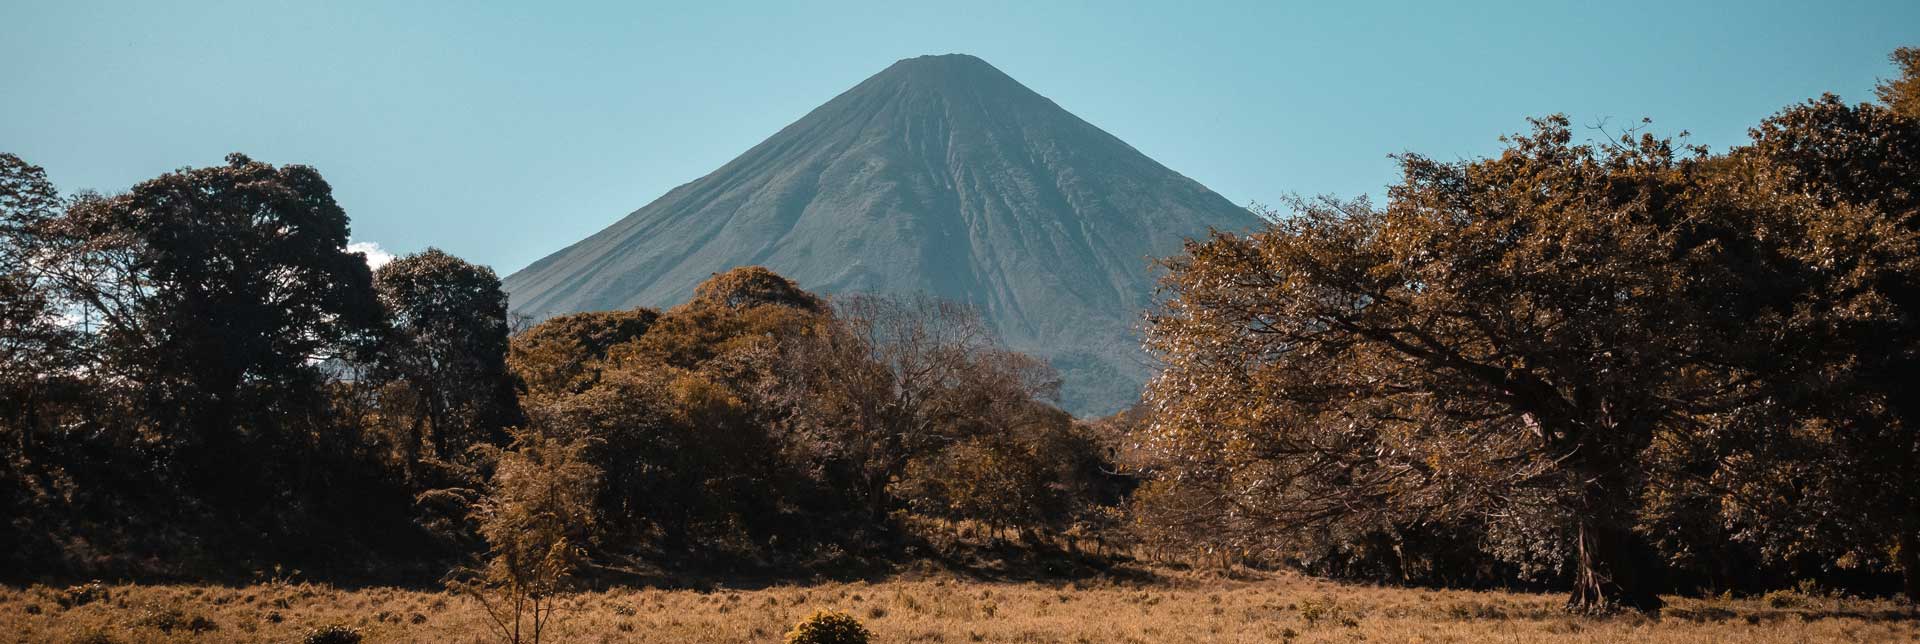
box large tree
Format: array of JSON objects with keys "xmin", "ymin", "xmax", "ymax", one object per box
[
  {"xmin": 1, "ymin": 152, "xmax": 455, "ymax": 578},
  {"xmin": 1713, "ymin": 57, "xmax": 1920, "ymax": 599},
  {"xmin": 33, "ymin": 154, "xmax": 382, "ymax": 469},
  {"xmin": 510, "ymin": 267, "xmax": 828, "ymax": 554},
  {"xmin": 1140, "ymin": 117, "xmax": 1782, "ymax": 612},
  {"xmin": 373, "ymin": 248, "xmax": 519, "ymax": 479},
  {"xmin": 0, "ymin": 154, "xmax": 81, "ymax": 450}
]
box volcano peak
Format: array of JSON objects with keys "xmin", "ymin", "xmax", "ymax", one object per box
[{"xmin": 503, "ymin": 55, "xmax": 1260, "ymax": 415}]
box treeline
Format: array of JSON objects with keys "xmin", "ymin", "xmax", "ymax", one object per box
[
  {"xmin": 0, "ymin": 153, "xmax": 1126, "ymax": 582},
  {"xmin": 6, "ymin": 48, "xmax": 1917, "ymax": 618},
  {"xmin": 1129, "ymin": 48, "xmax": 1920, "ymax": 612}
]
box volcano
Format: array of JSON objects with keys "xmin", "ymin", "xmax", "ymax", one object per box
[{"xmin": 502, "ymin": 54, "xmax": 1262, "ymax": 416}]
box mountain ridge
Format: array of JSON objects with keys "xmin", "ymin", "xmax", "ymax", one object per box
[{"xmin": 503, "ymin": 54, "xmax": 1262, "ymax": 415}]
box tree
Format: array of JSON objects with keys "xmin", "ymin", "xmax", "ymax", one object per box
[
  {"xmin": 1878, "ymin": 47, "xmax": 1920, "ymax": 119},
  {"xmin": 890, "ymin": 401, "xmax": 1100, "ymax": 542},
  {"xmin": 373, "ymin": 248, "xmax": 519, "ymax": 480},
  {"xmin": 784, "ymin": 292, "xmax": 1127, "ymax": 544},
  {"xmin": 3, "ymin": 152, "xmax": 429, "ymax": 578},
  {"xmin": 1714, "ymin": 56, "xmax": 1920, "ymax": 599},
  {"xmin": 1140, "ymin": 117, "xmax": 1773, "ymax": 613},
  {"xmin": 0, "ymin": 153, "xmax": 80, "ymax": 450},
  {"xmin": 32, "ymin": 154, "xmax": 382, "ymax": 477},
  {"xmin": 780, "ymin": 293, "xmax": 998, "ymax": 520},
  {"xmin": 507, "ymin": 307, "xmax": 659, "ymax": 398},
  {"xmin": 458, "ymin": 428, "xmax": 601, "ymax": 644},
  {"xmin": 510, "ymin": 267, "xmax": 831, "ymax": 556},
  {"xmin": 689, "ymin": 265, "xmax": 827, "ymax": 313}
]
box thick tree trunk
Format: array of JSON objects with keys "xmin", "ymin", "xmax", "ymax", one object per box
[
  {"xmin": 1550, "ymin": 403, "xmax": 1663, "ymax": 614},
  {"xmin": 1567, "ymin": 517, "xmax": 1661, "ymax": 613},
  {"xmin": 1562, "ymin": 459, "xmax": 1663, "ymax": 614}
]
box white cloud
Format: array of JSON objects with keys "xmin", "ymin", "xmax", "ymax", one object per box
[{"xmin": 348, "ymin": 241, "xmax": 395, "ymax": 271}]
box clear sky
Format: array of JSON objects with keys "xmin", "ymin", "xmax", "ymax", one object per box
[{"xmin": 4, "ymin": 1, "xmax": 1916, "ymax": 274}]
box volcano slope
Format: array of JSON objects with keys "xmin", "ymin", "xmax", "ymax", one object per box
[{"xmin": 503, "ymin": 54, "xmax": 1262, "ymax": 415}]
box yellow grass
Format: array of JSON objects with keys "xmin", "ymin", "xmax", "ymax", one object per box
[{"xmin": 5, "ymin": 569, "xmax": 1915, "ymax": 643}]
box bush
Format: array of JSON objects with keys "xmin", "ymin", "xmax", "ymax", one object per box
[
  {"xmin": 56, "ymin": 582, "xmax": 109, "ymax": 608},
  {"xmin": 66, "ymin": 631, "xmax": 117, "ymax": 644},
  {"xmin": 784, "ymin": 610, "xmax": 872, "ymax": 644},
  {"xmin": 457, "ymin": 430, "xmax": 601, "ymax": 644},
  {"xmin": 1298, "ymin": 597, "xmax": 1333, "ymax": 625},
  {"xmin": 130, "ymin": 604, "xmax": 216, "ymax": 634},
  {"xmin": 1762, "ymin": 589, "xmax": 1805, "ymax": 609},
  {"xmin": 301, "ymin": 625, "xmax": 364, "ymax": 644}
]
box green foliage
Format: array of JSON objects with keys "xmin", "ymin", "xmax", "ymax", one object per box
[{"xmin": 783, "ymin": 610, "xmax": 871, "ymax": 644}]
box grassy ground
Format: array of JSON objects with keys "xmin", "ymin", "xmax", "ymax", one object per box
[{"xmin": 5, "ymin": 568, "xmax": 1916, "ymax": 643}]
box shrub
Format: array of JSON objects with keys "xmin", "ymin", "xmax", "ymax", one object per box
[
  {"xmin": 1763, "ymin": 589, "xmax": 1805, "ymax": 609},
  {"xmin": 301, "ymin": 624, "xmax": 364, "ymax": 644},
  {"xmin": 56, "ymin": 582, "xmax": 110, "ymax": 608},
  {"xmin": 130, "ymin": 604, "xmax": 217, "ymax": 634},
  {"xmin": 784, "ymin": 610, "xmax": 872, "ymax": 644},
  {"xmin": 456, "ymin": 430, "xmax": 601, "ymax": 644},
  {"xmin": 66, "ymin": 631, "xmax": 117, "ymax": 644},
  {"xmin": 1298, "ymin": 597, "xmax": 1333, "ymax": 625},
  {"xmin": 1444, "ymin": 601, "xmax": 1509, "ymax": 620}
]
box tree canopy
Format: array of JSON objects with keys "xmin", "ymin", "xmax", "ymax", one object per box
[{"xmin": 1136, "ymin": 50, "xmax": 1920, "ymax": 611}]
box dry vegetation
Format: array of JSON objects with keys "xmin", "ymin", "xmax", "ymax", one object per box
[{"xmin": 5, "ymin": 569, "xmax": 1915, "ymax": 644}]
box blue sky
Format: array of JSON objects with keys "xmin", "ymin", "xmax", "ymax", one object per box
[{"xmin": 3, "ymin": 1, "xmax": 1915, "ymax": 273}]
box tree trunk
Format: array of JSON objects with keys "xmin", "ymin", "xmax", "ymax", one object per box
[
  {"xmin": 1899, "ymin": 508, "xmax": 1920, "ymax": 603},
  {"xmin": 15, "ymin": 385, "xmax": 34, "ymax": 456},
  {"xmin": 1567, "ymin": 509, "xmax": 1663, "ymax": 614},
  {"xmin": 404, "ymin": 412, "xmax": 425, "ymax": 483},
  {"xmin": 1897, "ymin": 389, "xmax": 1920, "ymax": 604}
]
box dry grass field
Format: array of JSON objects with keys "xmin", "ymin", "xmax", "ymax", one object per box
[{"xmin": 5, "ymin": 568, "xmax": 1916, "ymax": 644}]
